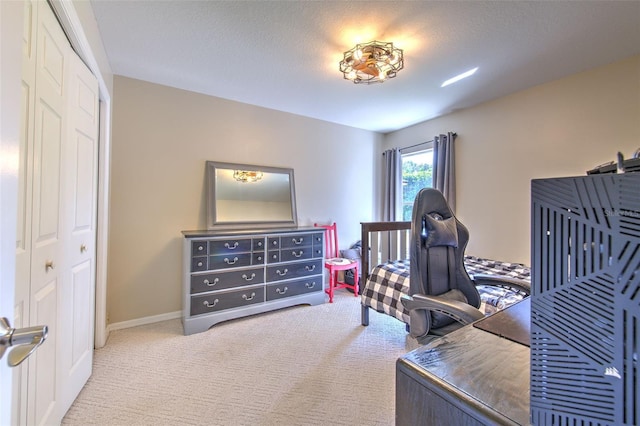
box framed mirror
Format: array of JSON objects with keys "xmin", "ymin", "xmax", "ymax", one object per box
[{"xmin": 206, "ymin": 161, "xmax": 298, "ymax": 229}]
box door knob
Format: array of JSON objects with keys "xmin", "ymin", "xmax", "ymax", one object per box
[{"xmin": 0, "ymin": 317, "xmax": 48, "ymax": 367}]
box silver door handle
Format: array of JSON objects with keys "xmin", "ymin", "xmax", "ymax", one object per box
[{"xmin": 0, "ymin": 317, "xmax": 48, "ymax": 367}]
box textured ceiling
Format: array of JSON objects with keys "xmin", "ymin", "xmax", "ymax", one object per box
[{"xmin": 90, "ymin": 1, "xmax": 640, "ymax": 133}]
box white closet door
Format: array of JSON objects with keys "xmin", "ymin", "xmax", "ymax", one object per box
[
  {"xmin": 26, "ymin": 1, "xmax": 68, "ymax": 424},
  {"xmin": 58, "ymin": 51, "xmax": 99, "ymax": 414},
  {"xmin": 13, "ymin": 0, "xmax": 37, "ymax": 424},
  {"xmin": 13, "ymin": 0, "xmax": 98, "ymax": 422},
  {"xmin": 1, "ymin": 1, "xmax": 24, "ymax": 424}
]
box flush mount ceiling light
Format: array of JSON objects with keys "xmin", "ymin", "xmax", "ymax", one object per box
[
  {"xmin": 233, "ymin": 170, "xmax": 263, "ymax": 183},
  {"xmin": 339, "ymin": 40, "xmax": 404, "ymax": 84}
]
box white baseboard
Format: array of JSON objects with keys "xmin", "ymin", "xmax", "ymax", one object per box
[{"xmin": 108, "ymin": 310, "xmax": 182, "ymax": 332}]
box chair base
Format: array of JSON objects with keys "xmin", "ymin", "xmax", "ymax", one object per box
[{"xmin": 325, "ymin": 280, "xmax": 358, "ymax": 303}]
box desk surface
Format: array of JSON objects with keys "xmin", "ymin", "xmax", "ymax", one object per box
[
  {"xmin": 397, "ymin": 300, "xmax": 530, "ymax": 425},
  {"xmin": 474, "ymin": 297, "xmax": 530, "ymax": 346}
]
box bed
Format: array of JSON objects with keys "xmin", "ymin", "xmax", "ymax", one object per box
[{"xmin": 358, "ymin": 222, "xmax": 531, "ymax": 326}]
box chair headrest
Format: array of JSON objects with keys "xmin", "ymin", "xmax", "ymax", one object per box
[{"xmin": 423, "ymin": 213, "xmax": 458, "ymax": 248}]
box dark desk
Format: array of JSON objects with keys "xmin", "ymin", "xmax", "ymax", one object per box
[{"xmin": 396, "ymin": 299, "xmax": 530, "ymax": 426}]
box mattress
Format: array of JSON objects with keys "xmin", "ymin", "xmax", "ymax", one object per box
[{"xmin": 360, "ymin": 255, "xmax": 531, "ymax": 324}]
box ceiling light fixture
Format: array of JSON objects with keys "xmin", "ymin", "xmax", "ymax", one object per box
[
  {"xmin": 233, "ymin": 170, "xmax": 263, "ymax": 183},
  {"xmin": 339, "ymin": 40, "xmax": 404, "ymax": 84},
  {"xmin": 441, "ymin": 67, "xmax": 478, "ymax": 87}
]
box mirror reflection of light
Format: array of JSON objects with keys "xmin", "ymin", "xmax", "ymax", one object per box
[
  {"xmin": 233, "ymin": 170, "xmax": 263, "ymax": 183},
  {"xmin": 207, "ymin": 162, "xmax": 298, "ymax": 228}
]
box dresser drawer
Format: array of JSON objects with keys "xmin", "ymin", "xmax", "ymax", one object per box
[
  {"xmin": 253, "ymin": 252, "xmax": 265, "ymax": 264},
  {"xmin": 312, "ymin": 233, "xmax": 324, "ymax": 257},
  {"xmin": 191, "ymin": 267, "xmax": 264, "ymax": 294},
  {"xmin": 209, "ymin": 238, "xmax": 252, "ymax": 255},
  {"xmin": 280, "ymin": 234, "xmax": 312, "ymax": 249},
  {"xmin": 191, "ymin": 256, "xmax": 208, "ymax": 272},
  {"xmin": 190, "ymin": 287, "xmax": 265, "ymax": 316},
  {"xmin": 266, "ymin": 259, "xmax": 323, "ymax": 282},
  {"xmin": 280, "ymin": 247, "xmax": 313, "ymax": 262},
  {"xmin": 266, "ymin": 277, "xmax": 323, "ymax": 301},
  {"xmin": 268, "ymin": 237, "xmax": 280, "ymax": 249},
  {"xmin": 267, "ymin": 250, "xmax": 280, "ymax": 264},
  {"xmin": 208, "ymin": 253, "xmax": 252, "ymax": 269},
  {"xmin": 253, "ymin": 238, "xmax": 266, "ymax": 251},
  {"xmin": 192, "ymin": 241, "xmax": 208, "ymax": 256}
]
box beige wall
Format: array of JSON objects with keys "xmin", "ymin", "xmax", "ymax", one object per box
[
  {"xmin": 109, "ymin": 55, "xmax": 640, "ymax": 324},
  {"xmin": 384, "ymin": 55, "xmax": 640, "ymax": 265},
  {"xmin": 108, "ymin": 77, "xmax": 381, "ymax": 324}
]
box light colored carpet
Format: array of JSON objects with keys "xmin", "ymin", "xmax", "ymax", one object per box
[{"xmin": 62, "ymin": 291, "xmax": 420, "ymax": 426}]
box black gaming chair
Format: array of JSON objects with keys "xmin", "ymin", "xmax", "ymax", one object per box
[{"xmin": 401, "ymin": 188, "xmax": 530, "ymax": 341}]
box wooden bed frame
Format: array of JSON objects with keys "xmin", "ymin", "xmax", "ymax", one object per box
[
  {"xmin": 358, "ymin": 221, "xmax": 532, "ymax": 328},
  {"xmin": 360, "ymin": 221, "xmax": 411, "ymax": 290},
  {"xmin": 359, "ymin": 221, "xmax": 411, "ymax": 326}
]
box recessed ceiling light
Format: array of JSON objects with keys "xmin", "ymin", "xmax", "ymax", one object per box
[{"xmin": 441, "ymin": 67, "xmax": 478, "ymax": 87}]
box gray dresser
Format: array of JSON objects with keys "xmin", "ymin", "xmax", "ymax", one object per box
[{"xmin": 182, "ymin": 227, "xmax": 325, "ymax": 335}]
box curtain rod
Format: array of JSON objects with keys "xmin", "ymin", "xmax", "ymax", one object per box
[
  {"xmin": 384, "ymin": 132, "xmax": 457, "ymax": 155},
  {"xmin": 400, "ymin": 140, "xmax": 433, "ymax": 151},
  {"xmin": 400, "ymin": 132, "xmax": 457, "ymax": 152}
]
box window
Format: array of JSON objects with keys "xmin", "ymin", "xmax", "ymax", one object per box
[{"xmin": 401, "ymin": 149, "xmax": 433, "ymax": 221}]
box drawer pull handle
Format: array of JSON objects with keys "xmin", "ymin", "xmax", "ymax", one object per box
[
  {"xmin": 203, "ymin": 299, "xmax": 219, "ymax": 308},
  {"xmin": 224, "ymin": 257, "xmax": 239, "ymax": 265},
  {"xmin": 242, "ymin": 292, "xmax": 256, "ymax": 301},
  {"xmin": 242, "ymin": 273, "xmax": 256, "ymax": 281},
  {"xmin": 305, "ymin": 282, "xmax": 316, "ymax": 289},
  {"xmin": 197, "ymin": 245, "xmax": 204, "ymax": 251},
  {"xmin": 292, "ymin": 250, "xmax": 303, "ymax": 258},
  {"xmin": 276, "ymin": 268, "xmax": 288, "ymax": 276},
  {"xmin": 224, "ymin": 242, "xmax": 240, "ymax": 250},
  {"xmin": 292, "ymin": 237, "xmax": 304, "ymax": 245},
  {"xmin": 272, "ymin": 240, "xmax": 278, "ymax": 246},
  {"xmin": 305, "ymin": 265, "xmax": 316, "ymax": 272},
  {"xmin": 257, "ymin": 241, "xmax": 263, "ymax": 247},
  {"xmin": 197, "ymin": 261, "xmax": 204, "ymax": 267},
  {"xmin": 276, "ymin": 287, "xmax": 288, "ymax": 294},
  {"xmin": 203, "ymin": 278, "xmax": 219, "ymax": 287}
]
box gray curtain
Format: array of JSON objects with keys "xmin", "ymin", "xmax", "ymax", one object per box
[
  {"xmin": 382, "ymin": 148, "xmax": 401, "ymax": 221},
  {"xmin": 433, "ymin": 132, "xmax": 456, "ymax": 213}
]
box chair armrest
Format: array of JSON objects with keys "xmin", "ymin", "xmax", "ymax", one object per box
[
  {"xmin": 471, "ymin": 273, "xmax": 531, "ymax": 295},
  {"xmin": 401, "ymin": 294, "xmax": 485, "ymax": 325}
]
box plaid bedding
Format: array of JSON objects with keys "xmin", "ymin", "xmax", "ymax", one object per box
[{"xmin": 360, "ymin": 255, "xmax": 531, "ymax": 324}]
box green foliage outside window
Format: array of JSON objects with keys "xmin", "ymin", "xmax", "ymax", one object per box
[{"xmin": 402, "ymin": 160, "xmax": 433, "ymax": 220}]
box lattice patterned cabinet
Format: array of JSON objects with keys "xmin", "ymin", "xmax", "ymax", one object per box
[{"xmin": 531, "ymin": 173, "xmax": 640, "ymax": 426}]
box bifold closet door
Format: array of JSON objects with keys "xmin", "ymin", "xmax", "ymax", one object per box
[
  {"xmin": 58, "ymin": 50, "xmax": 99, "ymax": 415},
  {"xmin": 14, "ymin": 0, "xmax": 37, "ymax": 420},
  {"xmin": 14, "ymin": 0, "xmax": 99, "ymax": 424},
  {"xmin": 25, "ymin": 1, "xmax": 68, "ymax": 423}
]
